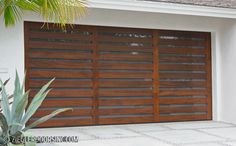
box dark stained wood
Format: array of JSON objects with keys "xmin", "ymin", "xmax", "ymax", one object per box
[
  {"xmin": 41, "ymin": 99, "xmax": 93, "ymax": 107},
  {"xmin": 153, "ymin": 30, "xmax": 159, "ymax": 122},
  {"xmin": 159, "ymin": 64, "xmax": 206, "ymax": 71},
  {"xmin": 28, "ymin": 42, "xmax": 93, "ymax": 51},
  {"xmin": 98, "ymin": 107, "xmax": 153, "ymax": 115},
  {"xmin": 30, "ymin": 90, "xmax": 93, "ymax": 98},
  {"xmin": 159, "ymin": 73, "xmax": 206, "ymax": 79},
  {"xmin": 206, "ymin": 33, "xmax": 213, "ymax": 120},
  {"xmin": 99, "ymin": 81, "xmax": 153, "ymax": 88},
  {"xmin": 159, "ymin": 81, "xmax": 207, "ymax": 88},
  {"xmin": 98, "ymin": 45, "xmax": 153, "ymax": 53},
  {"xmin": 159, "ymin": 114, "xmax": 208, "ymax": 122},
  {"xmin": 98, "ymin": 63, "xmax": 153, "ymax": 70},
  {"xmin": 98, "ymin": 72, "xmax": 153, "ymax": 79},
  {"xmin": 99, "ymin": 99, "xmax": 153, "ymax": 106},
  {"xmin": 99, "ymin": 116, "xmax": 154, "ymax": 125},
  {"xmin": 159, "ymin": 39, "xmax": 206, "ymax": 46},
  {"xmin": 159, "ymin": 90, "xmax": 208, "ymax": 96},
  {"xmin": 99, "ymin": 54, "xmax": 153, "ymax": 61},
  {"xmin": 28, "ymin": 118, "xmax": 93, "ymax": 127},
  {"xmin": 98, "ymin": 90, "xmax": 153, "ymax": 97},
  {"xmin": 160, "ymin": 106, "xmax": 207, "ymax": 114},
  {"xmin": 29, "ymin": 80, "xmax": 93, "ymax": 88},
  {"xmin": 159, "ymin": 48, "xmax": 206, "ymax": 55},
  {"xmin": 29, "ymin": 70, "xmax": 93, "ymax": 78},
  {"xmin": 159, "ymin": 56, "xmax": 206, "ymax": 63},
  {"xmin": 97, "ymin": 35, "xmax": 152, "ymax": 43},
  {"xmin": 30, "ymin": 60, "xmax": 93, "ymax": 69},
  {"xmin": 29, "ymin": 51, "xmax": 93, "ymax": 60},
  {"xmin": 33, "ymin": 109, "xmax": 92, "ymax": 118},
  {"xmin": 159, "ymin": 98, "xmax": 207, "ymax": 104},
  {"xmin": 29, "ymin": 31, "xmax": 93, "ymax": 40}
]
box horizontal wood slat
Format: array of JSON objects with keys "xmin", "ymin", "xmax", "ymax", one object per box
[
  {"xmin": 29, "ymin": 80, "xmax": 93, "ymax": 88},
  {"xmin": 98, "ymin": 116, "xmax": 154, "ymax": 125},
  {"xmin": 159, "ymin": 73, "xmax": 206, "ymax": 79},
  {"xmin": 41, "ymin": 99, "xmax": 93, "ymax": 107},
  {"xmin": 159, "ymin": 114, "xmax": 208, "ymax": 122},
  {"xmin": 99, "ymin": 99, "xmax": 153, "ymax": 106},
  {"xmin": 29, "ymin": 51, "xmax": 93, "ymax": 60},
  {"xmin": 159, "ymin": 64, "xmax": 206, "ymax": 71},
  {"xmin": 98, "ymin": 45, "xmax": 153, "ymax": 52},
  {"xmin": 33, "ymin": 109, "xmax": 92, "ymax": 118},
  {"xmin": 98, "ymin": 90, "xmax": 153, "ymax": 97},
  {"xmin": 99, "ymin": 54, "xmax": 153, "ymax": 61},
  {"xmin": 159, "ymin": 39, "xmax": 206, "ymax": 46},
  {"xmin": 159, "ymin": 90, "xmax": 208, "ymax": 96},
  {"xmin": 159, "ymin": 48, "xmax": 206, "ymax": 55},
  {"xmin": 28, "ymin": 42, "xmax": 93, "ymax": 51},
  {"xmin": 160, "ymin": 106, "xmax": 207, "ymax": 114},
  {"xmin": 98, "ymin": 72, "xmax": 153, "ymax": 79},
  {"xmin": 98, "ymin": 107, "xmax": 153, "ymax": 115},
  {"xmin": 29, "ymin": 31, "xmax": 93, "ymax": 40},
  {"xmin": 30, "ymin": 60, "xmax": 93, "ymax": 69},
  {"xmin": 98, "ymin": 63, "xmax": 153, "ymax": 70},
  {"xmin": 30, "ymin": 70, "xmax": 93, "ymax": 78},
  {"xmin": 159, "ymin": 98, "xmax": 207, "ymax": 104},
  {"xmin": 30, "ymin": 90, "xmax": 93, "ymax": 98},
  {"xmin": 99, "ymin": 81, "xmax": 153, "ymax": 88},
  {"xmin": 98, "ymin": 35, "xmax": 152, "ymax": 43},
  {"xmin": 28, "ymin": 118, "xmax": 93, "ymax": 127},
  {"xmin": 160, "ymin": 56, "xmax": 206, "ymax": 63},
  {"xmin": 159, "ymin": 81, "xmax": 207, "ymax": 88}
]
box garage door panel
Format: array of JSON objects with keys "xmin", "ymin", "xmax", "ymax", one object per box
[{"xmin": 25, "ymin": 22, "xmax": 212, "ymax": 127}]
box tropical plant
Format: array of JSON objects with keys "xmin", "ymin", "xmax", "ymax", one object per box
[
  {"xmin": 0, "ymin": 0, "xmax": 87, "ymax": 28},
  {"xmin": 0, "ymin": 72, "xmax": 72, "ymax": 146}
]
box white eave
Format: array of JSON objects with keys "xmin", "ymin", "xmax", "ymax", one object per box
[{"xmin": 88, "ymin": 0, "xmax": 236, "ymax": 19}]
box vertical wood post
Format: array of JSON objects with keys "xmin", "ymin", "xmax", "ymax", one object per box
[
  {"xmin": 153, "ymin": 30, "xmax": 160, "ymax": 122},
  {"xmin": 92, "ymin": 27, "xmax": 99, "ymax": 124},
  {"xmin": 206, "ymin": 32, "xmax": 213, "ymax": 120}
]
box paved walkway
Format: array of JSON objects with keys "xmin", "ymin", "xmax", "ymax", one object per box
[{"xmin": 31, "ymin": 121, "xmax": 236, "ymax": 146}]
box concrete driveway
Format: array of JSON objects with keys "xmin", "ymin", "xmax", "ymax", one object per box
[{"xmin": 31, "ymin": 121, "xmax": 236, "ymax": 146}]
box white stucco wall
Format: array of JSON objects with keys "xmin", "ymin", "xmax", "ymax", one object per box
[
  {"xmin": 0, "ymin": 8, "xmax": 234, "ymax": 123},
  {"xmin": 218, "ymin": 19, "xmax": 236, "ymax": 124}
]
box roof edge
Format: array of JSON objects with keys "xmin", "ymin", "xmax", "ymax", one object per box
[{"xmin": 88, "ymin": 0, "xmax": 236, "ymax": 19}]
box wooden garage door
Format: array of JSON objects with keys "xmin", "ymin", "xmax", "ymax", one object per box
[{"xmin": 24, "ymin": 22, "xmax": 212, "ymax": 127}]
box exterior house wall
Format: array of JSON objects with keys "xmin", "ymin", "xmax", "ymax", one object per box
[
  {"xmin": 218, "ymin": 20, "xmax": 236, "ymax": 124},
  {"xmin": 0, "ymin": 8, "xmax": 234, "ymax": 123}
]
